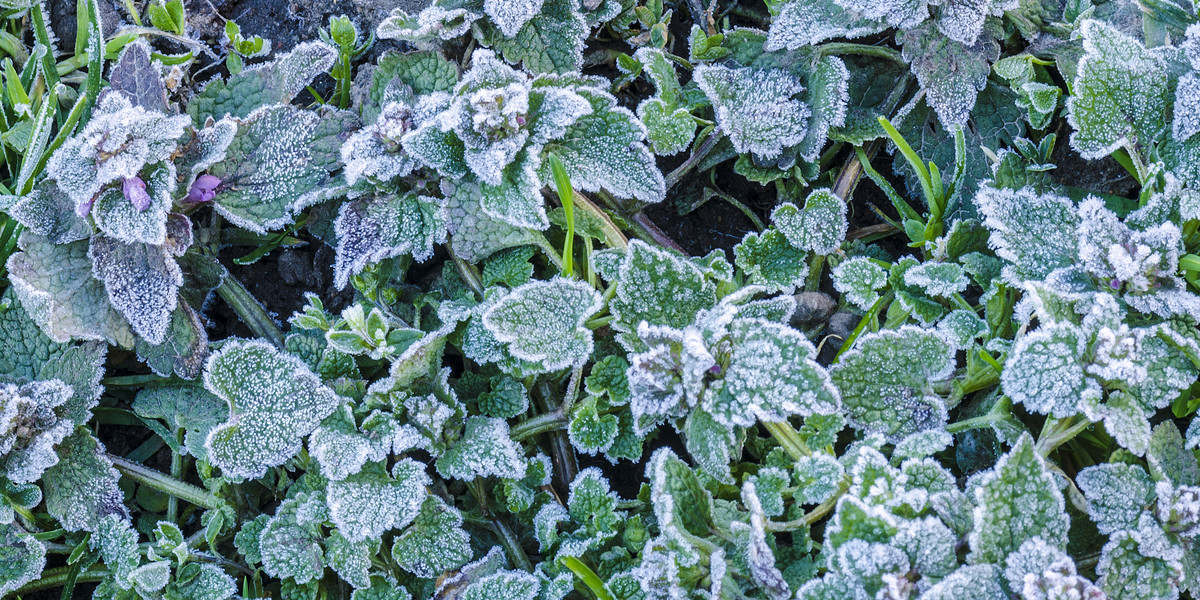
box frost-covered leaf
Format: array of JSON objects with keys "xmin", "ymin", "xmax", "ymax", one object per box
[
  {"xmin": 704, "ymin": 319, "xmax": 839, "ymax": 427},
  {"xmin": 1098, "ymin": 530, "xmax": 1181, "ymax": 600},
  {"xmin": 376, "ymin": 6, "xmax": 480, "ymax": 45},
  {"xmin": 1148, "ymin": 422, "xmax": 1200, "ymax": 486},
  {"xmin": 0, "ymin": 380, "xmax": 80, "ymax": 484},
  {"xmin": 611, "ymin": 240, "xmax": 717, "ymax": 333},
  {"xmin": 462, "ymin": 571, "xmax": 540, "ymax": 600},
  {"xmin": 333, "ymin": 193, "xmax": 448, "ymax": 290},
  {"xmin": 135, "ymin": 302, "xmax": 210, "ymax": 380},
  {"xmin": 1067, "ymin": 20, "xmax": 1169, "ymax": 159},
  {"xmin": 189, "ymin": 41, "xmax": 337, "ymax": 123},
  {"xmin": 1176, "ymin": 74, "xmax": 1200, "ymax": 142},
  {"xmin": 921, "ymin": 564, "xmax": 1007, "ymax": 600},
  {"xmin": 1084, "ymin": 391, "xmax": 1153, "ymax": 456},
  {"xmin": 0, "ymin": 523, "xmax": 45, "ymax": 596},
  {"xmin": 352, "ymin": 577, "xmax": 412, "ymax": 600},
  {"xmin": 371, "ymin": 51, "xmax": 459, "ymax": 104},
  {"xmin": 165, "ymin": 562, "xmax": 237, "ymax": 600},
  {"xmin": 682, "ymin": 409, "xmax": 739, "ymax": 483},
  {"xmin": 325, "ymin": 531, "xmax": 375, "ymax": 590},
  {"xmin": 5, "ymin": 180, "xmax": 91, "ymax": 245},
  {"xmin": 341, "ymin": 101, "xmax": 421, "ymax": 187},
  {"xmin": 904, "ymin": 262, "xmax": 969, "ymax": 298},
  {"xmin": 475, "ymin": 0, "xmax": 586, "ymax": 74},
  {"xmin": 108, "ymin": 40, "xmax": 169, "ymax": 113},
  {"xmin": 773, "ymin": 189, "xmax": 847, "ymax": 255},
  {"xmin": 832, "ymin": 256, "xmax": 887, "ymax": 311},
  {"xmin": 794, "ymin": 453, "xmax": 845, "ymax": 504},
  {"xmin": 94, "ymin": 514, "xmax": 139, "ymax": 588},
  {"xmin": 541, "ymin": 85, "xmax": 665, "ymax": 205},
  {"xmin": 797, "ymin": 55, "xmax": 850, "ymax": 161},
  {"xmin": 830, "ymin": 326, "xmax": 955, "ymax": 440},
  {"xmin": 968, "ymin": 433, "xmax": 1070, "ymax": 565},
  {"xmin": 207, "ymin": 105, "xmax": 335, "ymax": 233},
  {"xmin": 42, "ymin": 428, "xmax": 126, "ymax": 532},
  {"xmin": 444, "ymin": 180, "xmax": 543, "ymax": 263},
  {"xmin": 485, "ymin": 0, "xmax": 543, "ymax": 37},
  {"xmin": 900, "ymin": 22, "xmax": 997, "ymax": 127},
  {"xmin": 89, "ymin": 225, "xmax": 188, "ymax": 345},
  {"xmin": 476, "ymin": 375, "xmax": 530, "ymax": 419},
  {"xmin": 259, "ymin": 497, "xmax": 324, "ymax": 584},
  {"xmin": 203, "ymin": 339, "xmax": 341, "ymax": 479},
  {"xmin": 1076, "ymin": 463, "xmax": 1156, "ymax": 535},
  {"xmin": 391, "ymin": 496, "xmax": 472, "ymax": 578},
  {"xmin": 482, "ymin": 277, "xmax": 603, "ymax": 371},
  {"xmin": 693, "ymin": 64, "xmax": 810, "ymax": 159},
  {"xmin": 975, "ymin": 186, "xmax": 1080, "ymax": 282},
  {"xmin": 568, "ymin": 396, "xmax": 618, "ymax": 455},
  {"xmin": 734, "ymin": 229, "xmax": 809, "ymax": 293},
  {"xmin": 326, "ymin": 460, "xmax": 429, "ymax": 542},
  {"xmin": 1001, "ymin": 323, "xmax": 1094, "ymax": 418},
  {"xmin": 763, "ymin": 0, "xmax": 886, "ymax": 51},
  {"xmin": 436, "ymin": 416, "xmax": 527, "ymax": 481},
  {"xmin": 7, "ymin": 233, "xmax": 135, "ymax": 346}
]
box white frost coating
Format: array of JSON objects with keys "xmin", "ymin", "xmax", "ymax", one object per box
[
  {"xmin": 332, "ymin": 193, "xmax": 448, "ymax": 290},
  {"xmin": 89, "ymin": 231, "xmax": 186, "ymax": 345},
  {"xmin": 443, "ymin": 180, "xmax": 542, "ymax": 263},
  {"xmin": 936, "ymin": 310, "xmax": 988, "ymax": 350},
  {"xmin": 485, "ymin": 0, "xmax": 544, "ymax": 37},
  {"xmin": 738, "ymin": 482, "xmax": 792, "ymax": 600},
  {"xmin": 342, "ymin": 101, "xmax": 420, "ymax": 186},
  {"xmin": 975, "ymin": 186, "xmax": 1080, "ymax": 282},
  {"xmin": 46, "ymin": 93, "xmax": 190, "ymax": 213},
  {"xmin": 1075, "ymin": 463, "xmax": 1154, "ymax": 535},
  {"xmin": 793, "ymin": 454, "xmax": 844, "ymax": 505},
  {"xmin": 1001, "ymin": 323, "xmax": 1093, "ymax": 418},
  {"xmin": 904, "ymin": 262, "xmax": 969, "ymax": 298},
  {"xmin": 482, "ymin": 277, "xmax": 604, "ymax": 371},
  {"xmin": 626, "ymin": 322, "xmax": 715, "ymax": 434},
  {"xmin": 921, "ymin": 564, "xmax": 1007, "ymax": 600},
  {"xmin": 832, "ymin": 256, "xmax": 887, "ymax": 310},
  {"xmin": 435, "ymin": 416, "xmax": 528, "ymax": 481},
  {"xmin": 930, "ymin": 0, "xmax": 1016, "ymax": 45},
  {"xmin": 1156, "ymin": 481, "xmax": 1200, "ymax": 539},
  {"xmin": 1174, "ymin": 74, "xmax": 1200, "ymax": 142},
  {"xmin": 836, "ymin": 0, "xmax": 927, "ymax": 28},
  {"xmin": 326, "ymin": 459, "xmax": 429, "ymax": 542},
  {"xmin": 0, "ymin": 381, "xmax": 75, "ymax": 484},
  {"xmin": 692, "ymin": 64, "xmax": 810, "ymax": 159},
  {"xmin": 772, "ymin": 189, "xmax": 847, "ymax": 255},
  {"xmin": 377, "ymin": 6, "xmax": 480, "ymax": 42},
  {"xmin": 764, "ymin": 0, "xmax": 887, "ymax": 51},
  {"xmin": 202, "ymin": 339, "xmax": 342, "ymax": 479},
  {"xmin": 1067, "ymin": 20, "xmax": 1169, "ymax": 160}
]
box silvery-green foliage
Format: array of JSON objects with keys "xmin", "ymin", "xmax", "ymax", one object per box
[
  {"xmin": 1076, "ymin": 463, "xmax": 1156, "ymax": 535},
  {"xmin": 202, "ymin": 339, "xmax": 342, "ymax": 479},
  {"xmin": 1067, "ymin": 20, "xmax": 1169, "ymax": 160},
  {"xmin": 444, "ymin": 180, "xmax": 544, "ymax": 263},
  {"xmin": 340, "ymin": 97, "xmax": 423, "ymax": 187},
  {"xmin": 0, "ymin": 522, "xmax": 45, "ymax": 596},
  {"xmin": 189, "ymin": 41, "xmax": 337, "ymax": 123},
  {"xmin": 46, "ymin": 93, "xmax": 190, "ymax": 214},
  {"xmin": 630, "ymin": 48, "xmax": 696, "ymax": 156},
  {"xmin": 568, "ymin": 396, "xmax": 618, "ymax": 455},
  {"xmin": 832, "ymin": 256, "xmax": 888, "ymax": 310},
  {"xmin": 900, "ymin": 21, "xmax": 999, "ymax": 127},
  {"xmin": 391, "ymin": 496, "xmax": 472, "ymax": 578},
  {"xmin": 89, "ymin": 162, "xmax": 174, "ymax": 246},
  {"xmin": 693, "ymin": 64, "xmax": 810, "ymax": 160},
  {"xmin": 968, "ymin": 433, "xmax": 1069, "ymax": 566},
  {"xmin": 482, "ymin": 277, "xmax": 603, "ymax": 371},
  {"xmin": 922, "ymin": 564, "xmax": 1007, "ymax": 600},
  {"xmin": 975, "ymin": 185, "xmax": 1080, "ymax": 282},
  {"xmin": 734, "ymin": 229, "xmax": 809, "ymax": 293},
  {"xmin": 327, "ymin": 460, "xmax": 429, "ymax": 542},
  {"xmin": 830, "ymin": 326, "xmax": 956, "ymax": 440},
  {"xmin": 610, "ymin": 240, "xmax": 717, "ymax": 338},
  {"xmin": 626, "ymin": 320, "xmax": 715, "ymax": 433},
  {"xmin": 1097, "ymin": 528, "xmax": 1182, "ymax": 600},
  {"xmin": 376, "ymin": 6, "xmax": 480, "ymax": 44},
  {"xmin": 94, "ymin": 514, "xmax": 140, "ymax": 589},
  {"xmin": 310, "ymin": 405, "xmax": 398, "ymax": 480},
  {"xmin": 333, "ymin": 192, "xmax": 448, "ymax": 289},
  {"xmin": 0, "ymin": 380, "xmax": 83, "ymax": 484},
  {"xmin": 794, "ymin": 453, "xmax": 845, "ymax": 504},
  {"xmin": 903, "ymin": 261, "xmax": 969, "ymax": 298},
  {"xmin": 1175, "ymin": 25, "xmax": 1200, "ymax": 143},
  {"xmin": 2, "ymin": 181, "xmax": 91, "ymax": 246},
  {"xmin": 435, "ymin": 416, "xmax": 527, "ymax": 481},
  {"xmin": 259, "ymin": 495, "xmax": 325, "ymax": 584},
  {"xmin": 772, "ymin": 188, "xmax": 847, "ymax": 255},
  {"xmin": 41, "ymin": 428, "xmax": 125, "ymax": 532}
]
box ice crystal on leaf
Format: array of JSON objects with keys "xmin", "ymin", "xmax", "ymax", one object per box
[
  {"xmin": 435, "ymin": 416, "xmax": 527, "ymax": 481},
  {"xmin": 376, "ymin": 6, "xmax": 480, "ymax": 44},
  {"xmin": 975, "ymin": 186, "xmax": 1080, "ymax": 282},
  {"xmin": 485, "ymin": 0, "xmax": 544, "ymax": 38},
  {"xmin": 88, "ymin": 216, "xmax": 190, "ymax": 345},
  {"xmin": 610, "ymin": 240, "xmax": 717, "ymax": 337},
  {"xmin": 626, "ymin": 321, "xmax": 716, "ymax": 433},
  {"xmin": 202, "ymin": 339, "xmax": 341, "ymax": 479},
  {"xmin": 830, "ymin": 326, "xmax": 956, "ymax": 441},
  {"xmin": 772, "ymin": 189, "xmax": 847, "ymax": 255},
  {"xmin": 968, "ymin": 434, "xmax": 1069, "ymax": 566},
  {"xmin": 327, "ymin": 460, "xmax": 429, "ymax": 542},
  {"xmin": 46, "ymin": 93, "xmax": 190, "ymax": 215},
  {"xmin": 833, "ymin": 256, "xmax": 888, "ymax": 310},
  {"xmin": 188, "ymin": 41, "xmax": 337, "ymax": 123},
  {"xmin": 443, "ymin": 180, "xmax": 543, "ymax": 263},
  {"xmin": 42, "ymin": 428, "xmax": 125, "ymax": 532},
  {"xmin": 1097, "ymin": 529, "xmax": 1182, "ymax": 600},
  {"xmin": 734, "ymin": 229, "xmax": 809, "ymax": 293},
  {"xmin": 333, "ymin": 192, "xmax": 448, "ymax": 290},
  {"xmin": 482, "ymin": 277, "xmax": 603, "ymax": 371},
  {"xmin": 0, "ymin": 380, "xmax": 83, "ymax": 484},
  {"xmin": 903, "ymin": 262, "xmax": 969, "ymax": 298},
  {"xmin": 1076, "ymin": 463, "xmax": 1156, "ymax": 535},
  {"xmin": 391, "ymin": 496, "xmax": 472, "ymax": 578},
  {"xmin": 0, "ymin": 523, "xmax": 45, "ymax": 597},
  {"xmin": 693, "ymin": 64, "xmax": 810, "ymax": 160},
  {"xmin": 631, "ymin": 48, "xmax": 696, "ymax": 156},
  {"xmin": 1002, "ymin": 322, "xmax": 1097, "ymax": 418},
  {"xmin": 763, "ymin": 0, "xmax": 887, "ymax": 51},
  {"xmin": 341, "ymin": 99, "xmax": 422, "ymax": 187},
  {"xmin": 259, "ymin": 496, "xmax": 325, "ymax": 584},
  {"xmin": 794, "ymin": 454, "xmax": 845, "ymax": 505},
  {"xmin": 922, "ymin": 564, "xmax": 1007, "ymax": 600},
  {"xmin": 900, "ymin": 22, "xmax": 998, "ymax": 127},
  {"xmin": 1067, "ymin": 20, "xmax": 1169, "ymax": 160}
]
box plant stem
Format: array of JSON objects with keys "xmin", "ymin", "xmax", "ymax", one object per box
[
  {"xmin": 664, "ymin": 128, "xmax": 722, "ymax": 191},
  {"xmin": 805, "ymin": 254, "xmax": 825, "ymax": 292},
  {"xmin": 216, "ymin": 273, "xmax": 285, "ymax": 348},
  {"xmin": 510, "ymin": 409, "xmax": 568, "ymax": 441},
  {"xmin": 1036, "ymin": 415, "xmax": 1093, "ymax": 457},
  {"xmin": 107, "ymin": 454, "xmax": 222, "ymax": 511},
  {"xmin": 834, "ymin": 291, "xmax": 893, "ymax": 360},
  {"xmin": 629, "ymin": 212, "xmax": 686, "ymax": 253},
  {"xmin": 167, "ymin": 429, "xmax": 185, "ymax": 524},
  {"xmin": 561, "ymin": 556, "xmax": 614, "ymax": 600},
  {"xmin": 707, "ymin": 188, "xmax": 765, "ymax": 231},
  {"xmin": 762, "ymin": 420, "xmax": 811, "ymax": 461},
  {"xmin": 10, "ymin": 566, "xmax": 107, "ymax": 596},
  {"xmin": 816, "ymin": 42, "xmax": 905, "ymax": 64},
  {"xmin": 466, "ymin": 480, "xmax": 533, "ymax": 572}
]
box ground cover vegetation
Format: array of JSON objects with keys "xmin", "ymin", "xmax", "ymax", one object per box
[{"xmin": 1, "ymin": 0, "xmax": 1200, "ymax": 598}]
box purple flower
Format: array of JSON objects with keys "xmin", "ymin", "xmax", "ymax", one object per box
[
  {"xmin": 186, "ymin": 174, "xmax": 221, "ymax": 204},
  {"xmin": 123, "ymin": 176, "xmax": 152, "ymax": 211}
]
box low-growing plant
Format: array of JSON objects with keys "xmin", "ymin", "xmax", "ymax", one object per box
[{"xmin": 1, "ymin": 0, "xmax": 1200, "ymax": 599}]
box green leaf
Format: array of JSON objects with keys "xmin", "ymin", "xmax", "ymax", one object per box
[
  {"xmin": 611, "ymin": 240, "xmax": 717, "ymax": 334},
  {"xmin": 584, "ymin": 355, "xmax": 631, "ymax": 406},
  {"xmin": 371, "ymin": 50, "xmax": 459, "ymax": 103},
  {"xmin": 921, "ymin": 565, "xmax": 1007, "ymax": 600},
  {"xmin": 326, "ymin": 460, "xmax": 429, "ymax": 542},
  {"xmin": 693, "ymin": 63, "xmax": 810, "ymax": 159},
  {"xmin": 568, "ymin": 396, "xmax": 619, "ymax": 455},
  {"xmin": 42, "ymin": 428, "xmax": 126, "ymax": 532},
  {"xmin": 203, "ymin": 339, "xmax": 342, "ymax": 479},
  {"xmin": 899, "ymin": 22, "xmax": 998, "ymax": 127},
  {"xmin": 444, "ymin": 180, "xmax": 544, "ymax": 263},
  {"xmin": 1147, "ymin": 422, "xmax": 1200, "ymax": 486},
  {"xmin": 975, "ymin": 186, "xmax": 1080, "ymax": 281},
  {"xmin": 1098, "ymin": 530, "xmax": 1181, "ymax": 600},
  {"xmin": 463, "ymin": 571, "xmax": 540, "ymax": 600},
  {"xmin": 482, "ymin": 277, "xmax": 604, "ymax": 371},
  {"xmin": 968, "ymin": 433, "xmax": 1070, "ymax": 566},
  {"xmin": 436, "ymin": 416, "xmax": 527, "ymax": 481},
  {"xmin": 164, "ymin": 563, "xmax": 236, "ymax": 600},
  {"xmin": 391, "ymin": 496, "xmax": 472, "ymax": 578},
  {"xmin": 207, "ymin": 105, "xmax": 336, "ymax": 234},
  {"xmin": 95, "ymin": 515, "xmax": 139, "ymax": 588},
  {"xmin": 476, "ymin": 0, "xmax": 586, "ymax": 74},
  {"xmin": 135, "ymin": 303, "xmax": 210, "ymax": 380},
  {"xmin": 259, "ymin": 497, "xmax": 324, "ymax": 584},
  {"xmin": 797, "ymin": 55, "xmax": 850, "ymax": 161},
  {"xmin": 89, "ymin": 222, "xmax": 189, "ymax": 345},
  {"xmin": 682, "ymin": 409, "xmax": 740, "ymax": 484},
  {"xmin": 333, "ymin": 192, "xmax": 448, "ymax": 289},
  {"xmin": 324, "ymin": 531, "xmax": 376, "ymax": 590},
  {"xmin": 1001, "ymin": 323, "xmax": 1096, "ymax": 419},
  {"xmin": 794, "ymin": 454, "xmax": 845, "ymax": 505},
  {"xmin": 0, "ymin": 523, "xmax": 45, "ymax": 596},
  {"xmin": 773, "ymin": 188, "xmax": 847, "ymax": 255},
  {"xmin": 7, "ymin": 233, "xmax": 135, "ymax": 347},
  {"xmin": 481, "ymin": 246, "xmax": 536, "ymax": 289},
  {"xmin": 188, "ymin": 41, "xmax": 337, "ymax": 123},
  {"xmin": 1067, "ymin": 19, "xmax": 1169, "ymax": 159},
  {"xmin": 1076, "ymin": 463, "xmax": 1156, "ymax": 535},
  {"xmin": 735, "ymin": 228, "xmax": 809, "ymax": 293},
  {"xmin": 831, "ymin": 326, "xmax": 955, "ymax": 440},
  {"xmin": 132, "ymin": 383, "xmax": 226, "ymax": 460},
  {"xmin": 831, "ymin": 256, "xmax": 887, "ymax": 311}
]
